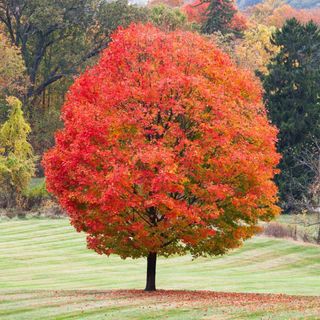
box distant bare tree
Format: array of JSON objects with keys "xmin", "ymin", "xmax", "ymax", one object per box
[{"xmin": 288, "ymin": 139, "xmax": 320, "ymax": 243}]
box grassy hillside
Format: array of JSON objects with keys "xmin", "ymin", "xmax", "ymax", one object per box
[
  {"xmin": 1, "ymin": 219, "xmax": 320, "ymax": 319},
  {"xmin": 1, "ymin": 219, "xmax": 319, "ymax": 295}
]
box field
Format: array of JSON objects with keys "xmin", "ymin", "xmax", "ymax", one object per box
[{"xmin": 0, "ymin": 219, "xmax": 320, "ymax": 319}]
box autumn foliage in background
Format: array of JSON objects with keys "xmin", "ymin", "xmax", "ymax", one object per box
[
  {"xmin": 183, "ymin": 0, "xmax": 247, "ymax": 34},
  {"xmin": 235, "ymin": 24, "xmax": 279, "ymax": 74},
  {"xmin": 247, "ymin": 0, "xmax": 320, "ymax": 27},
  {"xmin": 44, "ymin": 23, "xmax": 280, "ymax": 260},
  {"xmin": 182, "ymin": 0, "xmax": 209, "ymax": 24},
  {"xmin": 0, "ymin": 33, "xmax": 26, "ymax": 104},
  {"xmin": 267, "ymin": 6, "xmax": 320, "ymax": 27},
  {"xmin": 149, "ymin": 0, "xmax": 184, "ymax": 7}
]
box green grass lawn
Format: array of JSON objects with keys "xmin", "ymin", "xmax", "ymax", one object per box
[{"xmin": 0, "ymin": 218, "xmax": 319, "ymax": 319}]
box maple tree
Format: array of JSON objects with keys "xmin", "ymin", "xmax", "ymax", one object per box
[{"xmin": 43, "ymin": 23, "xmax": 280, "ymax": 291}]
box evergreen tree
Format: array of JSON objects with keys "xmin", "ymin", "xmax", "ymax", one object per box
[
  {"xmin": 0, "ymin": 97, "xmax": 35, "ymax": 207},
  {"xmin": 263, "ymin": 18, "xmax": 320, "ymax": 211},
  {"xmin": 202, "ymin": 0, "xmax": 237, "ymax": 34}
]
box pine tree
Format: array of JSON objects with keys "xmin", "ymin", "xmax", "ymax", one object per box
[
  {"xmin": 202, "ymin": 0, "xmax": 237, "ymax": 34},
  {"xmin": 263, "ymin": 18, "xmax": 320, "ymax": 211},
  {"xmin": 0, "ymin": 97, "xmax": 35, "ymax": 207}
]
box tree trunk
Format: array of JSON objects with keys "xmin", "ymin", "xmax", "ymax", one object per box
[{"xmin": 145, "ymin": 252, "xmax": 157, "ymax": 291}]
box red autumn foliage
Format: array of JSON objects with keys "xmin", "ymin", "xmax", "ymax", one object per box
[
  {"xmin": 230, "ymin": 11, "xmax": 248, "ymax": 32},
  {"xmin": 43, "ymin": 24, "xmax": 280, "ymax": 260},
  {"xmin": 182, "ymin": 0, "xmax": 209, "ymax": 24}
]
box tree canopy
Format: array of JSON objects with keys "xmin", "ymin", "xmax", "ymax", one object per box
[
  {"xmin": 0, "ymin": 0, "xmax": 148, "ymax": 103},
  {"xmin": 44, "ymin": 23, "xmax": 280, "ymax": 290}
]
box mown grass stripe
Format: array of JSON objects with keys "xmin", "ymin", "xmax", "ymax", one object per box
[{"xmin": 0, "ymin": 219, "xmax": 319, "ymax": 296}]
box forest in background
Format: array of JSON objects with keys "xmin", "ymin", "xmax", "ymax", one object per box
[{"xmin": 237, "ymin": 0, "xmax": 320, "ymax": 9}]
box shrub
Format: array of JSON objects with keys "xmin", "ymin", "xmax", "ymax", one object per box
[
  {"xmin": 262, "ymin": 222, "xmax": 297, "ymax": 240},
  {"xmin": 0, "ymin": 97, "xmax": 35, "ymax": 208},
  {"xmin": 22, "ymin": 179, "xmax": 49, "ymax": 210}
]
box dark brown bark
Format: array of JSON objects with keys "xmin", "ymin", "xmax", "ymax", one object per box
[{"xmin": 145, "ymin": 252, "xmax": 157, "ymax": 291}]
